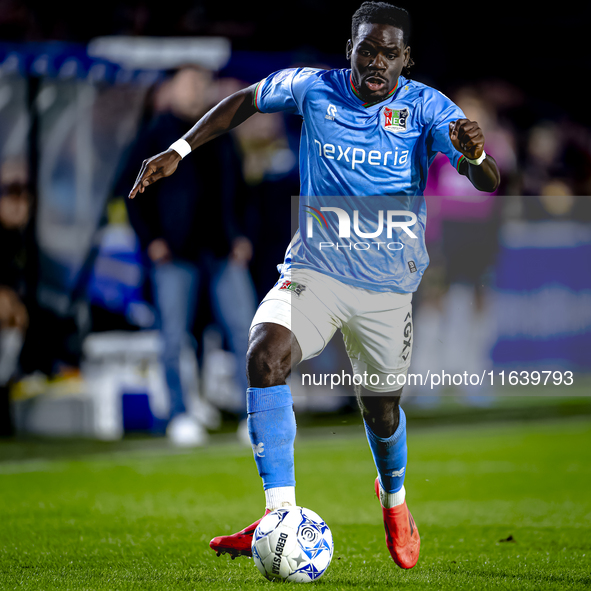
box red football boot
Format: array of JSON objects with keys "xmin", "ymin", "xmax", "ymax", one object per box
[
  {"xmin": 209, "ymin": 509, "xmax": 271, "ymax": 559},
  {"xmin": 375, "ymin": 478, "xmax": 420, "ymax": 569}
]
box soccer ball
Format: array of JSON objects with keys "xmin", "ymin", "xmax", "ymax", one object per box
[{"xmin": 251, "ymin": 506, "xmax": 334, "ymax": 583}]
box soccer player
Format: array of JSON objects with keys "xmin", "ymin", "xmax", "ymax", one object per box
[{"xmin": 129, "ymin": 2, "xmax": 500, "ymax": 569}]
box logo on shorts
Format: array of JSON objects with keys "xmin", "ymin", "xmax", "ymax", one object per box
[
  {"xmin": 402, "ymin": 311, "xmax": 412, "ymax": 361},
  {"xmin": 278, "ymin": 280, "xmax": 306, "ymax": 297},
  {"xmin": 383, "ymin": 107, "xmax": 409, "ymax": 133},
  {"xmin": 408, "ymin": 261, "xmax": 417, "ymax": 273}
]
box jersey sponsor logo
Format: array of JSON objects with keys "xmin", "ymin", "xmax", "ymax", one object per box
[
  {"xmin": 325, "ymin": 103, "xmax": 338, "ymax": 120},
  {"xmin": 313, "ymin": 139, "xmax": 409, "ymax": 170},
  {"xmin": 278, "ymin": 280, "xmax": 306, "ymax": 296},
  {"xmin": 383, "ymin": 107, "xmax": 409, "ymax": 133}
]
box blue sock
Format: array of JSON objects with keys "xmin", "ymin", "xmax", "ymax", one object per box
[
  {"xmin": 247, "ymin": 385, "xmax": 296, "ymax": 490},
  {"xmin": 364, "ymin": 406, "xmax": 407, "ymax": 493}
]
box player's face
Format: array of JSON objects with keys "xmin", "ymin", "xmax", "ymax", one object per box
[{"xmin": 347, "ymin": 23, "xmax": 410, "ymax": 103}]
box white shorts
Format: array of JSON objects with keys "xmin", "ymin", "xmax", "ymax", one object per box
[{"xmin": 250, "ymin": 268, "xmax": 413, "ymax": 392}]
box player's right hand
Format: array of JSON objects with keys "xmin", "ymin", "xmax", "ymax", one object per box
[{"xmin": 128, "ymin": 150, "xmax": 181, "ymax": 199}]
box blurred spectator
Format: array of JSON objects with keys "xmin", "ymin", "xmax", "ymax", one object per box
[
  {"xmin": 411, "ymin": 87, "xmax": 518, "ymax": 405},
  {"xmin": 539, "ymin": 179, "xmax": 575, "ymax": 218},
  {"xmin": 425, "ymin": 86, "xmax": 517, "ymax": 240},
  {"xmin": 232, "ymin": 107, "xmax": 299, "ymax": 299},
  {"xmin": 234, "ymin": 111, "xmax": 296, "ymax": 186},
  {"xmin": 520, "ymin": 119, "xmax": 591, "ymax": 221},
  {"xmin": 521, "ymin": 121, "xmax": 564, "ymax": 199},
  {"xmin": 116, "ymin": 65, "xmax": 257, "ymax": 446},
  {"xmin": 0, "ymin": 158, "xmax": 35, "ymax": 435}
]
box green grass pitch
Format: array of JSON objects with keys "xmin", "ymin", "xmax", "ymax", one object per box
[{"xmin": 1, "ymin": 416, "xmax": 590, "ymax": 590}]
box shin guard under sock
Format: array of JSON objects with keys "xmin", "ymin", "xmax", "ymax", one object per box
[
  {"xmin": 364, "ymin": 406, "xmax": 407, "ymax": 495},
  {"xmin": 247, "ymin": 385, "xmax": 296, "ymax": 490}
]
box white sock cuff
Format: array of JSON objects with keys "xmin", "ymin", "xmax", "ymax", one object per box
[
  {"xmin": 380, "ymin": 483, "xmax": 406, "ymax": 509},
  {"xmin": 265, "ymin": 486, "xmax": 296, "ymax": 511}
]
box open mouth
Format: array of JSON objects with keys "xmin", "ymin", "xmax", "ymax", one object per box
[{"xmin": 364, "ymin": 76, "xmax": 387, "ymax": 92}]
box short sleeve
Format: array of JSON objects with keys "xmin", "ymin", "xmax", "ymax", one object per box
[
  {"xmin": 254, "ymin": 68, "xmax": 322, "ymax": 115},
  {"xmin": 425, "ymin": 90, "xmax": 467, "ymax": 171}
]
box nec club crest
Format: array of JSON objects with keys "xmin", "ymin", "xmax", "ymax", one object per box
[{"xmin": 383, "ymin": 107, "xmax": 409, "ymax": 132}]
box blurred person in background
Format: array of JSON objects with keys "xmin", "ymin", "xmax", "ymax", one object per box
[
  {"xmin": 231, "ymin": 107, "xmax": 298, "ymax": 299},
  {"xmin": 520, "ymin": 121, "xmax": 564, "ymax": 201},
  {"xmin": 520, "ymin": 120, "xmax": 591, "ymax": 221},
  {"xmin": 538, "ymin": 179, "xmax": 575, "ymax": 218},
  {"xmin": 116, "ymin": 65, "xmax": 257, "ymax": 446},
  {"xmin": 0, "ymin": 158, "xmax": 36, "ymax": 436},
  {"xmin": 416, "ymin": 86, "xmax": 517, "ymax": 405}
]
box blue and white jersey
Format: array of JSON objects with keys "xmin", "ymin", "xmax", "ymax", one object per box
[{"xmin": 254, "ymin": 68, "xmax": 466, "ymax": 293}]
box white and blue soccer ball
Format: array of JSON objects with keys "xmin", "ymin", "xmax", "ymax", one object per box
[{"xmin": 251, "ymin": 506, "xmax": 334, "ymax": 583}]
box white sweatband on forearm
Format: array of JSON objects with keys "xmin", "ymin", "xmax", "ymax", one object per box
[
  {"xmin": 169, "ymin": 139, "xmax": 192, "ymax": 159},
  {"xmin": 466, "ymin": 150, "xmax": 487, "ymax": 166}
]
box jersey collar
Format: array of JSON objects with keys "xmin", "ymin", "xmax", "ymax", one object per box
[{"xmin": 349, "ymin": 73, "xmax": 399, "ymax": 108}]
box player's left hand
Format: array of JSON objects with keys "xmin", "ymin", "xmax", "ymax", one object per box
[{"xmin": 449, "ymin": 119, "xmax": 485, "ymax": 161}]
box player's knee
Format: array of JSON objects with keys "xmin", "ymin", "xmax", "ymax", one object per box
[
  {"xmin": 246, "ymin": 323, "xmax": 298, "ymax": 388},
  {"xmin": 246, "ymin": 339, "xmax": 291, "ymax": 388}
]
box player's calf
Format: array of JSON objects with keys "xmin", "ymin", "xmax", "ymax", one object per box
[{"xmin": 357, "ymin": 387, "xmax": 403, "ymax": 437}]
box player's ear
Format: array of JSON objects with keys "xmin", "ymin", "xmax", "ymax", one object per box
[
  {"xmin": 346, "ymin": 39, "xmax": 353, "ymax": 60},
  {"xmin": 403, "ymin": 45, "xmax": 411, "ymax": 67}
]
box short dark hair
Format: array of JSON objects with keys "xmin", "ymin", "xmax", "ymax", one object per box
[{"xmin": 351, "ymin": 2, "xmax": 411, "ymax": 45}]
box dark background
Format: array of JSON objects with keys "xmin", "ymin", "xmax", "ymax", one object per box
[{"xmin": 2, "ymin": 1, "xmax": 590, "ymax": 125}]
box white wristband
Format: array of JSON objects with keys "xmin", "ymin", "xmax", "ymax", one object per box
[
  {"xmin": 466, "ymin": 150, "xmax": 487, "ymax": 166},
  {"xmin": 169, "ymin": 139, "xmax": 192, "ymax": 159}
]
